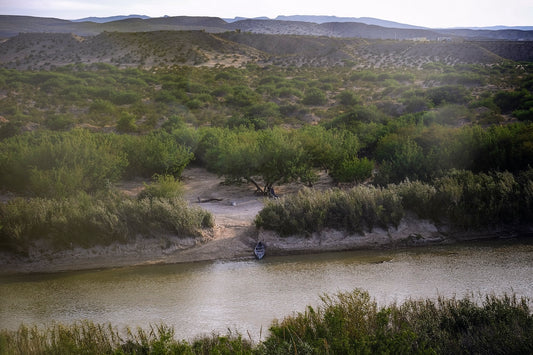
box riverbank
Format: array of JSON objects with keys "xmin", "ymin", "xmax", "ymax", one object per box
[
  {"xmin": 1, "ymin": 168, "xmax": 531, "ymax": 274},
  {"xmin": 2, "ymin": 214, "xmax": 530, "ymax": 275}
]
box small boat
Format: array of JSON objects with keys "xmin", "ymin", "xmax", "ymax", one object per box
[{"xmin": 254, "ymin": 241, "xmax": 266, "ymax": 260}]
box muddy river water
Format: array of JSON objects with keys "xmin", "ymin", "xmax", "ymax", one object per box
[{"xmin": 1, "ymin": 238, "xmax": 533, "ymax": 341}]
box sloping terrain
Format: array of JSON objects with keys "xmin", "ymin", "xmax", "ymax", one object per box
[
  {"xmin": 1, "ymin": 15, "xmax": 532, "ymax": 41},
  {"xmin": 0, "ymin": 31, "xmax": 266, "ymax": 69},
  {"xmin": 1, "ymin": 30, "xmax": 529, "ymax": 70}
]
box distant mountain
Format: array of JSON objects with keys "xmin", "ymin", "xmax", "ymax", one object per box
[
  {"xmin": 72, "ymin": 15, "xmax": 150, "ymax": 23},
  {"xmin": 275, "ymin": 15, "xmax": 425, "ymax": 29},
  {"xmin": 451, "ymin": 26, "xmax": 533, "ymax": 31},
  {"xmin": 0, "ymin": 15, "xmax": 531, "ymax": 42},
  {"xmin": 437, "ymin": 28, "xmax": 533, "ymax": 41},
  {"xmin": 0, "ymin": 15, "xmax": 97, "ymax": 37},
  {"xmin": 223, "ymin": 17, "xmax": 270, "ymax": 23}
]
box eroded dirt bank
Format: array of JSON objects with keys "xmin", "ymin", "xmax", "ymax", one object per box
[{"xmin": 1, "ymin": 168, "xmax": 529, "ymax": 274}]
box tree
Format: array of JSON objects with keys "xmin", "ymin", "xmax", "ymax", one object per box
[{"xmin": 204, "ymin": 127, "xmax": 315, "ymax": 193}]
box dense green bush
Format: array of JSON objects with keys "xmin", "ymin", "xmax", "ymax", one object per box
[
  {"xmin": 0, "ymin": 191, "xmax": 213, "ymax": 254},
  {"xmin": 263, "ymin": 290, "xmax": 533, "ymax": 354},
  {"xmin": 0, "ymin": 322, "xmax": 253, "ymax": 355},
  {"xmin": 256, "ymin": 169, "xmax": 533, "ymax": 236},
  {"xmin": 0, "ymin": 130, "xmax": 195, "ymax": 197},
  {"xmin": 200, "ymin": 127, "xmax": 315, "ymax": 192},
  {"xmin": 137, "ymin": 174, "xmax": 184, "ymax": 200},
  {"xmin": 0, "ymin": 130, "xmax": 128, "ymax": 197},
  {"xmin": 255, "ymin": 186, "xmax": 403, "ymax": 236},
  {"xmin": 120, "ymin": 131, "xmax": 194, "ymax": 178},
  {"xmin": 302, "ymin": 87, "xmax": 327, "ymax": 105},
  {"xmin": 330, "ymin": 156, "xmax": 374, "ymax": 183}
]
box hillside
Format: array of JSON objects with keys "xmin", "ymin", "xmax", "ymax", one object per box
[
  {"xmin": 0, "ymin": 15, "xmax": 532, "ymax": 41},
  {"xmin": 2, "ymin": 30, "xmax": 532, "ymax": 70},
  {"xmin": 0, "ymin": 31, "xmax": 267, "ymax": 69}
]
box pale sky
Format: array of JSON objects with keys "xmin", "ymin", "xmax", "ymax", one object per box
[{"xmin": 1, "ymin": 0, "xmax": 532, "ymax": 28}]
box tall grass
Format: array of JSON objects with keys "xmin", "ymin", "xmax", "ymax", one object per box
[
  {"xmin": 0, "ymin": 191, "xmax": 213, "ymax": 254},
  {"xmin": 262, "ymin": 290, "xmax": 533, "ymax": 354},
  {"xmin": 1, "ymin": 291, "xmax": 531, "ymax": 354},
  {"xmin": 256, "ymin": 169, "xmax": 533, "ymax": 236}
]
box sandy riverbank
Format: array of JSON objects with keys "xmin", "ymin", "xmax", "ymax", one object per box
[{"xmin": 0, "ymin": 168, "xmax": 529, "ymax": 274}]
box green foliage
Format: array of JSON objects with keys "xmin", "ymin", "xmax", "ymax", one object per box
[
  {"xmin": 263, "ymin": 290, "xmax": 533, "ymax": 355},
  {"xmin": 255, "ymin": 186, "xmax": 403, "ymax": 236},
  {"xmin": 116, "ymin": 112, "xmax": 138, "ymax": 132},
  {"xmin": 0, "ymin": 129, "xmax": 196, "ymax": 197},
  {"xmin": 331, "ymin": 156, "xmax": 374, "ymax": 183},
  {"xmin": 327, "ymin": 105, "xmax": 387, "ymax": 130},
  {"xmin": 2, "ymin": 292, "xmax": 531, "ymax": 355},
  {"xmin": 431, "ymin": 169, "xmax": 531, "ymax": 228},
  {"xmin": 0, "ymin": 322, "xmax": 254, "ymax": 355},
  {"xmin": 296, "ymin": 126, "xmax": 360, "ymax": 173},
  {"xmin": 0, "ymin": 191, "xmax": 213, "ymax": 254},
  {"xmin": 44, "ymin": 114, "xmax": 75, "ymax": 131},
  {"xmin": 138, "ymin": 174, "xmax": 184, "ymax": 200},
  {"xmin": 425, "ymin": 85, "xmax": 470, "ymax": 106},
  {"xmin": 256, "ymin": 169, "xmax": 533, "ymax": 235},
  {"xmin": 493, "ymin": 89, "xmax": 533, "ymax": 114},
  {"xmin": 375, "ymin": 134, "xmax": 426, "ymax": 184},
  {"xmin": 0, "ymin": 130, "xmax": 128, "ymax": 197},
  {"xmin": 122, "ymin": 131, "xmax": 194, "ymax": 178},
  {"xmin": 336, "ymin": 90, "xmax": 360, "ymax": 106},
  {"xmin": 302, "ymin": 87, "xmax": 327, "ymax": 105},
  {"xmin": 373, "ymin": 122, "xmax": 533, "ymax": 184},
  {"xmin": 201, "ymin": 127, "xmax": 315, "ymax": 191}
]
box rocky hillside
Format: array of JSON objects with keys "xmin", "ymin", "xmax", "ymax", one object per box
[{"xmin": 1, "ymin": 31, "xmax": 532, "ymax": 70}]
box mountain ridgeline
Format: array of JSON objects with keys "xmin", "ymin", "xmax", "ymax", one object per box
[{"xmin": 1, "ymin": 14, "xmax": 532, "ymax": 41}]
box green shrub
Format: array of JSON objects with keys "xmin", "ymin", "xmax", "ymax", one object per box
[
  {"xmin": 255, "ymin": 186, "xmax": 403, "ymax": 236},
  {"xmin": 138, "ymin": 174, "xmax": 184, "ymax": 200},
  {"xmin": 336, "ymin": 90, "xmax": 360, "ymax": 106},
  {"xmin": 256, "ymin": 169, "xmax": 533, "ymax": 235},
  {"xmin": 330, "ymin": 157, "xmax": 374, "ymax": 183},
  {"xmin": 122, "ymin": 131, "xmax": 194, "ymax": 178},
  {"xmin": 116, "ymin": 112, "xmax": 138, "ymax": 132},
  {"xmin": 0, "ymin": 192, "xmax": 213, "ymax": 254},
  {"xmin": 0, "ymin": 130, "xmax": 128, "ymax": 197},
  {"xmin": 302, "ymin": 87, "xmax": 327, "ymax": 105},
  {"xmin": 263, "ymin": 290, "xmax": 533, "ymax": 355}
]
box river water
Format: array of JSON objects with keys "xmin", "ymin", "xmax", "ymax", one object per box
[{"xmin": 1, "ymin": 238, "xmax": 533, "ymax": 341}]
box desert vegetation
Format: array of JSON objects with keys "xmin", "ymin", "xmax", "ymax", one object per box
[
  {"xmin": 256, "ymin": 169, "xmax": 533, "ymax": 236},
  {"xmin": 0, "ymin": 51, "xmax": 533, "ymax": 252},
  {"xmin": 1, "ymin": 290, "xmax": 531, "ymax": 354},
  {"xmin": 0, "ymin": 31, "xmax": 532, "ymax": 254},
  {"xmin": 1, "ymin": 25, "xmax": 533, "ymax": 355}
]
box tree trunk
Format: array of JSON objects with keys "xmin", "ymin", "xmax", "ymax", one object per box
[{"xmin": 247, "ymin": 177, "xmax": 265, "ymax": 194}]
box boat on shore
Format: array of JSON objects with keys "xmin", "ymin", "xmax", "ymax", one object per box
[{"xmin": 254, "ymin": 241, "xmax": 265, "ymax": 259}]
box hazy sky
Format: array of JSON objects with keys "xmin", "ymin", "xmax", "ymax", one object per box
[{"xmin": 1, "ymin": 0, "xmax": 532, "ymax": 28}]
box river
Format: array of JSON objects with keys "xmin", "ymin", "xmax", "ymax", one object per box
[{"xmin": 1, "ymin": 238, "xmax": 533, "ymax": 341}]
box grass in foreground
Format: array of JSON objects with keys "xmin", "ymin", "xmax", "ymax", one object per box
[{"xmin": 1, "ymin": 290, "xmax": 532, "ymax": 354}]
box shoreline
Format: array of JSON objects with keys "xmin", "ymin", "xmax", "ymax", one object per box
[
  {"xmin": 2, "ymin": 168, "xmax": 532, "ymax": 275},
  {"xmin": 1, "ymin": 217, "xmax": 531, "ymax": 275}
]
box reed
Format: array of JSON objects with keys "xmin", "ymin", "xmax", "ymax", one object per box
[
  {"xmin": 2, "ymin": 292, "xmax": 531, "ymax": 354},
  {"xmin": 0, "ymin": 191, "xmax": 213, "ymax": 254},
  {"xmin": 263, "ymin": 290, "xmax": 533, "ymax": 354},
  {"xmin": 256, "ymin": 169, "xmax": 533, "ymax": 236}
]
